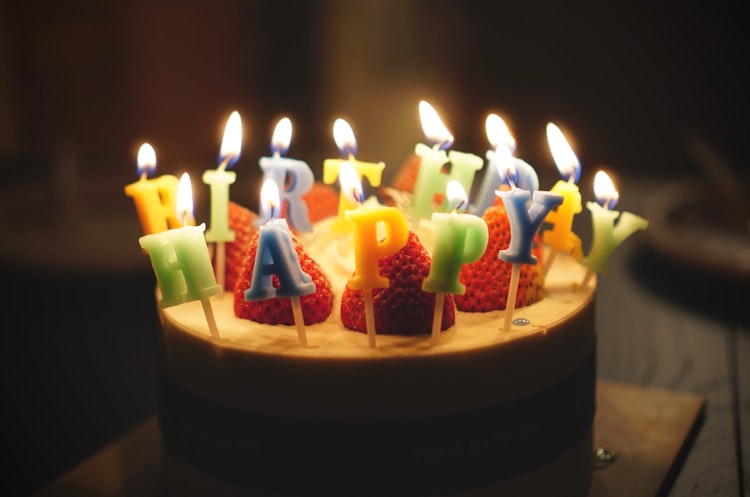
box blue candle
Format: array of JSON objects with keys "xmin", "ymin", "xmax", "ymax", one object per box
[
  {"xmin": 497, "ymin": 188, "xmax": 563, "ymax": 264},
  {"xmin": 472, "ymin": 113, "xmax": 540, "ymax": 216},
  {"xmin": 245, "ymin": 179, "xmax": 316, "ymax": 301},
  {"xmin": 258, "ymin": 117, "xmax": 315, "ymax": 233}
]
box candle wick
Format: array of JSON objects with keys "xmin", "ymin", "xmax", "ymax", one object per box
[{"xmin": 140, "ymin": 171, "xmax": 148, "ymax": 181}]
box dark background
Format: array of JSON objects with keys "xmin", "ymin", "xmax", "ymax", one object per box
[{"xmin": 1, "ymin": 1, "xmax": 747, "ymax": 496}]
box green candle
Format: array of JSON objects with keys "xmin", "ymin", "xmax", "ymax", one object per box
[
  {"xmin": 579, "ymin": 171, "xmax": 649, "ymax": 285},
  {"xmin": 580, "ymin": 201, "xmax": 649, "ymax": 275}
]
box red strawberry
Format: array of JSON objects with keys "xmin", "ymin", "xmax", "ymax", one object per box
[
  {"xmin": 453, "ymin": 201, "xmax": 544, "ymax": 312},
  {"xmin": 222, "ymin": 201, "xmax": 259, "ymax": 292},
  {"xmin": 300, "ymin": 181, "xmax": 339, "ymax": 224},
  {"xmin": 379, "ymin": 153, "xmax": 421, "ymax": 207},
  {"xmin": 341, "ymin": 231, "xmax": 455, "ymax": 335},
  {"xmin": 391, "ymin": 153, "xmax": 421, "ymax": 193},
  {"xmin": 233, "ymin": 230, "xmax": 333, "ymax": 325}
]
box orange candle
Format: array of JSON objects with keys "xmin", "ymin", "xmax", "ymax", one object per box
[{"xmin": 124, "ymin": 142, "xmax": 180, "ymax": 234}]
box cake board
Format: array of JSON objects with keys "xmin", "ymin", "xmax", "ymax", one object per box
[{"xmin": 31, "ymin": 380, "xmax": 706, "ymax": 497}]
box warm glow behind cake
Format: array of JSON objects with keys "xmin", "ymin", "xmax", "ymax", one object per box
[{"xmin": 154, "ymin": 183, "xmax": 597, "ymax": 496}]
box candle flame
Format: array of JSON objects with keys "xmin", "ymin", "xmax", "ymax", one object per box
[
  {"xmin": 218, "ymin": 110, "xmax": 242, "ymax": 169},
  {"xmin": 494, "ymin": 142, "xmax": 518, "ymax": 188},
  {"xmin": 419, "ymin": 100, "xmax": 454, "ymax": 150},
  {"xmin": 176, "ymin": 172, "xmax": 194, "ymax": 226},
  {"xmin": 593, "ymin": 170, "xmax": 619, "ymax": 209},
  {"xmin": 485, "ymin": 113, "xmax": 516, "ymax": 153},
  {"xmin": 270, "ymin": 117, "xmax": 292, "ymax": 156},
  {"xmin": 333, "ymin": 118, "xmax": 358, "ymax": 158},
  {"xmin": 136, "ymin": 142, "xmax": 156, "ymax": 178},
  {"xmin": 546, "ymin": 122, "xmax": 581, "ymax": 183},
  {"xmin": 338, "ymin": 161, "xmax": 364, "ymax": 205},
  {"xmin": 446, "ymin": 180, "xmax": 468, "ymax": 212},
  {"xmin": 260, "ymin": 178, "xmax": 282, "ymax": 220}
]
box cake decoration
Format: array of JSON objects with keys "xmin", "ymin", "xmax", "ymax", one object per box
[
  {"xmin": 342, "ymin": 230, "xmax": 455, "ymax": 336},
  {"xmin": 235, "ymin": 179, "xmax": 333, "ymax": 340},
  {"xmin": 124, "ymin": 142, "xmax": 180, "ymax": 234},
  {"xmin": 222, "ymin": 201, "xmax": 258, "ymax": 293},
  {"xmin": 202, "ymin": 110, "xmax": 242, "ymax": 290},
  {"xmin": 580, "ymin": 169, "xmax": 649, "ymax": 286},
  {"xmin": 408, "ymin": 100, "xmax": 483, "ymax": 225},
  {"xmin": 258, "ymin": 116, "xmax": 315, "ymax": 233},
  {"xmin": 454, "ymin": 200, "xmax": 544, "ymax": 313},
  {"xmin": 339, "ymin": 160, "xmax": 410, "ymax": 347},
  {"xmin": 323, "ymin": 118, "xmax": 385, "ymax": 234},
  {"xmin": 139, "ymin": 172, "xmax": 221, "ymax": 336},
  {"xmin": 422, "ymin": 180, "xmax": 488, "ymax": 343}
]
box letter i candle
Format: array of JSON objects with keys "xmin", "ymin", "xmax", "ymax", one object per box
[
  {"xmin": 494, "ymin": 144, "xmax": 563, "ymax": 331},
  {"xmin": 203, "ymin": 111, "xmax": 242, "ymax": 290},
  {"xmin": 423, "ymin": 180, "xmax": 488, "ymax": 344}
]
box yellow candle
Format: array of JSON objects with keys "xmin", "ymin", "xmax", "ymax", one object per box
[
  {"xmin": 346, "ymin": 206, "xmax": 409, "ymax": 290},
  {"xmin": 124, "ymin": 142, "xmax": 180, "ymax": 234},
  {"xmin": 542, "ymin": 123, "xmax": 583, "ymax": 267},
  {"xmin": 323, "ymin": 118, "xmax": 384, "ymax": 233}
]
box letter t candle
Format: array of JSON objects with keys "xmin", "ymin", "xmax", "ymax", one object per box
[{"xmin": 203, "ymin": 110, "xmax": 242, "ymax": 290}]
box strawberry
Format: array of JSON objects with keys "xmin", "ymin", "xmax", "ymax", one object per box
[
  {"xmin": 390, "ymin": 153, "xmax": 421, "ymax": 193},
  {"xmin": 233, "ymin": 230, "xmax": 333, "ymax": 325},
  {"xmin": 300, "ymin": 181, "xmax": 339, "ymax": 224},
  {"xmin": 379, "ymin": 153, "xmax": 421, "ymax": 208},
  {"xmin": 340, "ymin": 231, "xmax": 455, "ymax": 335},
  {"xmin": 453, "ymin": 200, "xmax": 544, "ymax": 312},
  {"xmin": 222, "ymin": 201, "xmax": 259, "ymax": 293}
]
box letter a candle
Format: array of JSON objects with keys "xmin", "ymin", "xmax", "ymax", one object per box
[
  {"xmin": 139, "ymin": 172, "xmax": 222, "ymax": 337},
  {"xmin": 495, "ymin": 144, "xmax": 563, "ymax": 331},
  {"xmin": 203, "ymin": 111, "xmax": 242, "ymax": 291},
  {"xmin": 579, "ymin": 170, "xmax": 649, "ymax": 287},
  {"xmin": 423, "ymin": 180, "xmax": 488, "ymax": 344},
  {"xmin": 339, "ymin": 162, "xmax": 409, "ymax": 348},
  {"xmin": 245, "ymin": 179, "xmax": 316, "ymax": 347}
]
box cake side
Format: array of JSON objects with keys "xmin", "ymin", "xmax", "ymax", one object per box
[{"xmin": 159, "ymin": 251, "xmax": 594, "ymax": 420}]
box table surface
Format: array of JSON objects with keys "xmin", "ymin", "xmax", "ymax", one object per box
[{"xmin": 2, "ymin": 173, "xmax": 748, "ymax": 497}]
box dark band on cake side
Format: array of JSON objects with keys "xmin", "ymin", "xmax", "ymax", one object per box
[{"xmin": 157, "ymin": 351, "xmax": 595, "ymax": 496}]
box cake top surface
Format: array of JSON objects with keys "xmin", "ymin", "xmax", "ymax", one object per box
[{"xmin": 160, "ymin": 245, "xmax": 594, "ymax": 360}]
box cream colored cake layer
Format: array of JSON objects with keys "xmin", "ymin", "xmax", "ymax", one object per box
[{"xmin": 159, "ymin": 249, "xmax": 595, "ymax": 421}]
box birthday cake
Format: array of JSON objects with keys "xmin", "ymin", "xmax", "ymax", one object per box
[
  {"xmin": 132, "ymin": 106, "xmax": 625, "ymax": 496},
  {"xmin": 154, "ymin": 188, "xmax": 597, "ymax": 497}
]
